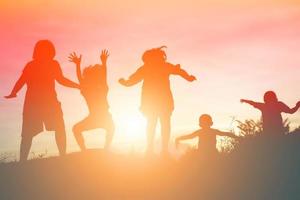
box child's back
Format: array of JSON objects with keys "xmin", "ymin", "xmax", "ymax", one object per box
[
  {"xmin": 23, "ymin": 59, "xmax": 62, "ymax": 101},
  {"xmin": 196, "ymin": 128, "xmax": 220, "ymax": 153},
  {"xmin": 259, "ymin": 101, "xmax": 285, "ymax": 134},
  {"xmin": 80, "ymin": 65, "xmax": 109, "ymax": 115},
  {"xmin": 138, "ymin": 62, "xmax": 181, "ymax": 114}
]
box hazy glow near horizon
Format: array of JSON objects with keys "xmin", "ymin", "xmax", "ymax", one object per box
[{"xmin": 0, "ymin": 0, "xmax": 300, "ymax": 155}]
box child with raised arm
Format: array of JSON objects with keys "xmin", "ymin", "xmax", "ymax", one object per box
[
  {"xmin": 4, "ymin": 40, "xmax": 80, "ymax": 162},
  {"xmin": 241, "ymin": 91, "xmax": 300, "ymax": 135},
  {"xmin": 69, "ymin": 50, "xmax": 114, "ymax": 151},
  {"xmin": 119, "ymin": 46, "xmax": 196, "ymax": 154},
  {"xmin": 176, "ymin": 114, "xmax": 239, "ymax": 154}
]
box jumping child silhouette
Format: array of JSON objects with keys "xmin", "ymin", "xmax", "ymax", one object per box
[
  {"xmin": 5, "ymin": 40, "xmax": 80, "ymax": 161},
  {"xmin": 119, "ymin": 46, "xmax": 196, "ymax": 154},
  {"xmin": 175, "ymin": 114, "xmax": 239, "ymax": 154},
  {"xmin": 69, "ymin": 50, "xmax": 114, "ymax": 151},
  {"xmin": 241, "ymin": 91, "xmax": 300, "ymax": 135}
]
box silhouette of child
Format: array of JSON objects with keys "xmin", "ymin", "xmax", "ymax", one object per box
[
  {"xmin": 69, "ymin": 50, "xmax": 114, "ymax": 151},
  {"xmin": 176, "ymin": 114, "xmax": 239, "ymax": 154},
  {"xmin": 5, "ymin": 40, "xmax": 80, "ymax": 162},
  {"xmin": 119, "ymin": 46, "xmax": 196, "ymax": 154},
  {"xmin": 241, "ymin": 91, "xmax": 300, "ymax": 135}
]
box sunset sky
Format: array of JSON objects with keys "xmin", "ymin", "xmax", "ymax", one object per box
[{"xmin": 0, "ymin": 0, "xmax": 300, "ymax": 156}]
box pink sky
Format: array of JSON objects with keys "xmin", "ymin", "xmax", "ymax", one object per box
[{"xmin": 0, "ymin": 0, "xmax": 300, "ymax": 155}]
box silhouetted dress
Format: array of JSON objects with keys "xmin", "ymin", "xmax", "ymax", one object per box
[
  {"xmin": 128, "ymin": 62, "xmax": 181, "ymax": 116},
  {"xmin": 22, "ymin": 60, "xmax": 65, "ymax": 137}
]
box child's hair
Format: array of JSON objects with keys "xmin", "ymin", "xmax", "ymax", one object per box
[
  {"xmin": 264, "ymin": 91, "xmax": 278, "ymax": 103},
  {"xmin": 199, "ymin": 114, "xmax": 213, "ymax": 127},
  {"xmin": 33, "ymin": 40, "xmax": 56, "ymax": 60},
  {"xmin": 142, "ymin": 46, "xmax": 167, "ymax": 64},
  {"xmin": 82, "ymin": 64, "xmax": 105, "ymax": 86}
]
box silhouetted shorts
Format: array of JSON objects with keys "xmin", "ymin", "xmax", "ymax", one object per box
[
  {"xmin": 73, "ymin": 112, "xmax": 114, "ymax": 132},
  {"xmin": 22, "ymin": 101, "xmax": 65, "ymax": 137}
]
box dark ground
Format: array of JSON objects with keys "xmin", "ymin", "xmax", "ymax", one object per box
[{"xmin": 0, "ymin": 135, "xmax": 300, "ymax": 200}]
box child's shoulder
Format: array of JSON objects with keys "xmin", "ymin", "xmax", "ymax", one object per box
[
  {"xmin": 210, "ymin": 128, "xmax": 222, "ymax": 133},
  {"xmin": 164, "ymin": 62, "xmax": 181, "ymax": 72},
  {"xmin": 25, "ymin": 60, "xmax": 36, "ymax": 66},
  {"xmin": 49, "ymin": 60, "xmax": 61, "ymax": 71},
  {"xmin": 52, "ymin": 59, "xmax": 60, "ymax": 65},
  {"xmin": 164, "ymin": 62, "xmax": 176, "ymax": 67},
  {"xmin": 26, "ymin": 59, "xmax": 60, "ymax": 66},
  {"xmin": 48, "ymin": 59, "xmax": 60, "ymax": 68},
  {"xmin": 201, "ymin": 128, "xmax": 219, "ymax": 134},
  {"xmin": 277, "ymin": 101, "xmax": 285, "ymax": 106},
  {"xmin": 23, "ymin": 59, "xmax": 61, "ymax": 73},
  {"xmin": 23, "ymin": 60, "xmax": 36, "ymax": 72},
  {"xmin": 194, "ymin": 129, "xmax": 203, "ymax": 134}
]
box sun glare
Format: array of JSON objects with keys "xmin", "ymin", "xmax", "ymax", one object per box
[{"xmin": 114, "ymin": 111, "xmax": 147, "ymax": 145}]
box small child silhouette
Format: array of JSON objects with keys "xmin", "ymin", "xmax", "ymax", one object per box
[
  {"xmin": 176, "ymin": 114, "xmax": 239, "ymax": 154},
  {"xmin": 119, "ymin": 46, "xmax": 196, "ymax": 154},
  {"xmin": 241, "ymin": 91, "xmax": 300, "ymax": 135},
  {"xmin": 5, "ymin": 40, "xmax": 80, "ymax": 161},
  {"xmin": 69, "ymin": 50, "xmax": 114, "ymax": 151}
]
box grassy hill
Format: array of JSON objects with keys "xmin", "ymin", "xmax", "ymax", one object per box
[{"xmin": 1, "ymin": 134, "xmax": 300, "ymax": 200}]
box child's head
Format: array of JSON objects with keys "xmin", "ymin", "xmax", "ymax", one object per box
[
  {"xmin": 142, "ymin": 46, "xmax": 167, "ymax": 65},
  {"xmin": 199, "ymin": 114, "xmax": 213, "ymax": 129},
  {"xmin": 264, "ymin": 91, "xmax": 278, "ymax": 103},
  {"xmin": 33, "ymin": 40, "xmax": 56, "ymax": 61},
  {"xmin": 82, "ymin": 64, "xmax": 105, "ymax": 86}
]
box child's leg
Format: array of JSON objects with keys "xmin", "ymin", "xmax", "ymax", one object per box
[
  {"xmin": 160, "ymin": 113, "xmax": 171, "ymax": 154},
  {"xmin": 146, "ymin": 114, "xmax": 158, "ymax": 153},
  {"xmin": 53, "ymin": 118, "xmax": 67, "ymax": 156},
  {"xmin": 55, "ymin": 121, "xmax": 66, "ymax": 156},
  {"xmin": 72, "ymin": 121, "xmax": 87, "ymax": 151},
  {"xmin": 20, "ymin": 136, "xmax": 33, "ymax": 162},
  {"xmin": 104, "ymin": 121, "xmax": 115, "ymax": 149},
  {"xmin": 55, "ymin": 128, "xmax": 66, "ymax": 156}
]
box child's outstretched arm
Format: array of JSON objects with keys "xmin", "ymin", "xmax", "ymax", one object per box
[
  {"xmin": 240, "ymin": 99, "xmax": 264, "ymax": 110},
  {"xmin": 172, "ymin": 64, "xmax": 196, "ymax": 82},
  {"xmin": 68, "ymin": 52, "xmax": 83, "ymax": 83},
  {"xmin": 100, "ymin": 49, "xmax": 109, "ymax": 81},
  {"xmin": 216, "ymin": 130, "xmax": 239, "ymax": 139},
  {"xmin": 119, "ymin": 67, "xmax": 143, "ymax": 87},
  {"xmin": 57, "ymin": 76, "xmax": 80, "ymax": 89},
  {"xmin": 175, "ymin": 131, "xmax": 199, "ymax": 148},
  {"xmin": 279, "ymin": 101, "xmax": 300, "ymax": 114},
  {"xmin": 56, "ymin": 59, "xmax": 80, "ymax": 89},
  {"xmin": 4, "ymin": 73, "xmax": 26, "ymax": 99}
]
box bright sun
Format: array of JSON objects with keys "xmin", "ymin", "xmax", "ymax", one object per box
[{"xmin": 114, "ymin": 111, "xmax": 147, "ymax": 145}]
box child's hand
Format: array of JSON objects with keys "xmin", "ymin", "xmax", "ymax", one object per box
[
  {"xmin": 4, "ymin": 93, "xmax": 17, "ymax": 99},
  {"xmin": 75, "ymin": 83, "xmax": 81, "ymax": 90},
  {"xmin": 68, "ymin": 52, "xmax": 82, "ymax": 65},
  {"xmin": 240, "ymin": 99, "xmax": 246, "ymax": 103},
  {"xmin": 119, "ymin": 78, "xmax": 127, "ymax": 86},
  {"xmin": 100, "ymin": 49, "xmax": 109, "ymax": 64},
  {"xmin": 187, "ymin": 75, "xmax": 196, "ymax": 82}
]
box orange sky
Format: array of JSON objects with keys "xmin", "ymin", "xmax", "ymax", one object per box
[{"xmin": 1, "ymin": 0, "xmax": 300, "ymax": 155}]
